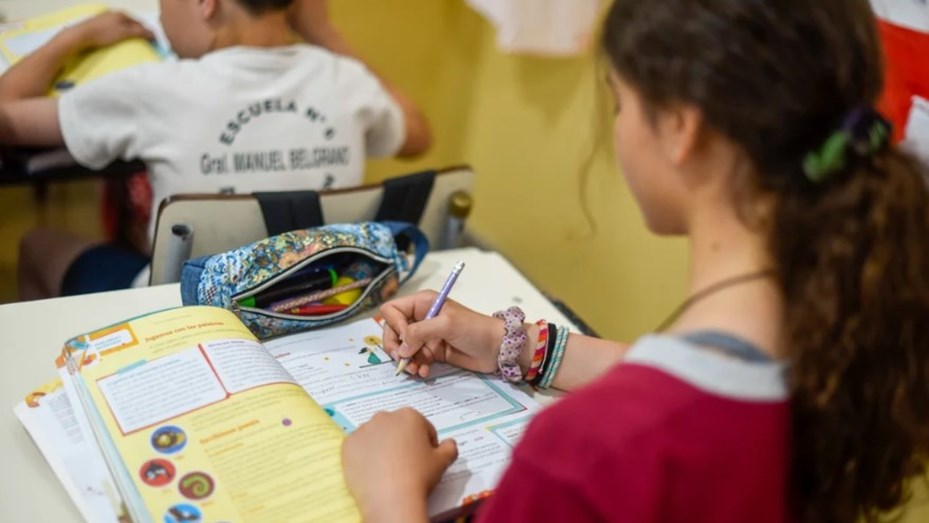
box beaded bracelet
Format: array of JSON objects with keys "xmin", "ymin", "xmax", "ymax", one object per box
[
  {"xmin": 493, "ymin": 306, "xmax": 526, "ymax": 383},
  {"xmin": 524, "ymin": 320, "xmax": 549, "ymax": 382},
  {"xmin": 539, "ymin": 325, "xmax": 569, "ymax": 389},
  {"xmin": 531, "ymin": 323, "xmax": 558, "ymax": 387}
]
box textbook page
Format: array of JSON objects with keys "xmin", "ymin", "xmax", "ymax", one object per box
[
  {"xmin": 266, "ymin": 318, "xmax": 543, "ymax": 516},
  {"xmin": 61, "ymin": 306, "xmax": 359, "ymax": 523},
  {"xmin": 13, "ymin": 380, "xmax": 126, "ymax": 522}
]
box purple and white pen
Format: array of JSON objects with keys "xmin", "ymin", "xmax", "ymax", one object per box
[{"xmin": 395, "ymin": 260, "xmax": 465, "ymax": 376}]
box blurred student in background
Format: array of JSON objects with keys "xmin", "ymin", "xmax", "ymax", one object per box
[{"xmin": 0, "ymin": 0, "xmax": 430, "ymax": 300}]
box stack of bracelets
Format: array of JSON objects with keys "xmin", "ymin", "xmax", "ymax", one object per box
[{"xmin": 494, "ymin": 306, "xmax": 568, "ymax": 388}]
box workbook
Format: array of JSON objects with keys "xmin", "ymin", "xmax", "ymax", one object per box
[
  {"xmin": 0, "ymin": 3, "xmax": 163, "ymax": 96},
  {"xmin": 14, "ymin": 306, "xmax": 540, "ymax": 523}
]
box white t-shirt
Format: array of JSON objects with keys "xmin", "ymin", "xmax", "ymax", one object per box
[{"xmin": 58, "ymin": 44, "xmax": 406, "ymax": 240}]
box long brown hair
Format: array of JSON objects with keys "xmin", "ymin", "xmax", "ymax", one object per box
[{"xmin": 602, "ymin": 1, "xmax": 929, "ymax": 521}]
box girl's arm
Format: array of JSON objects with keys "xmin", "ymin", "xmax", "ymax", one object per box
[
  {"xmin": 342, "ymin": 409, "xmax": 456, "ymax": 523},
  {"xmin": 523, "ymin": 326, "xmax": 629, "ymax": 392},
  {"xmin": 380, "ymin": 292, "xmax": 630, "ymax": 392}
]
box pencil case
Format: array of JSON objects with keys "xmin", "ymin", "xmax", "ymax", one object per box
[{"xmin": 179, "ymin": 221, "xmax": 428, "ymax": 339}]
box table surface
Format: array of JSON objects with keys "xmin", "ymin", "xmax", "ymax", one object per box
[{"xmin": 0, "ymin": 248, "xmax": 577, "ymax": 521}]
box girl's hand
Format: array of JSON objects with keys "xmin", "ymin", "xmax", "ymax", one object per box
[
  {"xmin": 380, "ymin": 291, "xmax": 506, "ymax": 378},
  {"xmin": 342, "ymin": 408, "xmax": 458, "ymax": 522},
  {"xmin": 64, "ymin": 12, "xmax": 154, "ymax": 51}
]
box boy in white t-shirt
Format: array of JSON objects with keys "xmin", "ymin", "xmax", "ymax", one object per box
[{"xmin": 0, "ymin": 0, "xmax": 431, "ymax": 299}]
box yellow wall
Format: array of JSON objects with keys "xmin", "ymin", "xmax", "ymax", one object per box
[{"xmin": 331, "ymin": 0, "xmax": 689, "ymax": 342}]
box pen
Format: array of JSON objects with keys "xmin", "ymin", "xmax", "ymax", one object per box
[
  {"xmin": 269, "ymin": 277, "xmax": 372, "ymax": 313},
  {"xmin": 287, "ymin": 303, "xmax": 349, "ymax": 316},
  {"xmin": 395, "ymin": 261, "xmax": 465, "ymax": 376}
]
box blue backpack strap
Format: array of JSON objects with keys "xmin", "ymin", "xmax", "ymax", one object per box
[{"xmin": 381, "ymin": 221, "xmax": 429, "ymax": 283}]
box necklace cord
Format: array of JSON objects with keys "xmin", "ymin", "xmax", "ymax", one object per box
[{"xmin": 655, "ymin": 269, "xmax": 777, "ymax": 332}]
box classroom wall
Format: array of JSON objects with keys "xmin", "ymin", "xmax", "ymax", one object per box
[{"xmin": 330, "ymin": 0, "xmax": 689, "ymax": 342}]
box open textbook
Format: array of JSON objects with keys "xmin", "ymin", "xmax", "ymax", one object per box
[{"xmin": 14, "ymin": 306, "xmax": 540, "ymax": 523}]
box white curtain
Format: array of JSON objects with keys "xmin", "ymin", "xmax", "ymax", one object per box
[{"xmin": 466, "ymin": 0, "xmax": 602, "ymax": 56}]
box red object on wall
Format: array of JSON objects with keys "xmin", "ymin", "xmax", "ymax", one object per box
[
  {"xmin": 872, "ymin": 1, "xmax": 929, "ymax": 143},
  {"xmin": 877, "ymin": 19, "xmax": 929, "ymax": 142}
]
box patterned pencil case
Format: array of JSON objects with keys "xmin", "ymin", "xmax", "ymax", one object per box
[{"xmin": 179, "ymin": 221, "xmax": 428, "ymax": 339}]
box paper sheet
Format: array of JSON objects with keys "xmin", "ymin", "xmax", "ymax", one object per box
[
  {"xmin": 265, "ymin": 318, "xmax": 541, "ymax": 516},
  {"xmin": 13, "ymin": 380, "xmax": 127, "ymax": 522},
  {"xmin": 903, "ymin": 96, "xmax": 929, "ymax": 165},
  {"xmin": 466, "ymin": 0, "xmax": 602, "ymax": 56}
]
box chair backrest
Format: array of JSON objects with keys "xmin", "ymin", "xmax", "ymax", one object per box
[{"xmin": 149, "ymin": 165, "xmax": 474, "ymax": 285}]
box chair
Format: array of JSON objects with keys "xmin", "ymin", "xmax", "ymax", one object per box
[{"xmin": 149, "ymin": 165, "xmax": 475, "ymax": 285}]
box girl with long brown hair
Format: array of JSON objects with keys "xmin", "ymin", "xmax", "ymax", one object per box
[{"xmin": 341, "ymin": 1, "xmax": 929, "ymax": 521}]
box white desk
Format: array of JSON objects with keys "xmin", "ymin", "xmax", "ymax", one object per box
[{"xmin": 0, "ymin": 248, "xmax": 577, "ymax": 522}]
